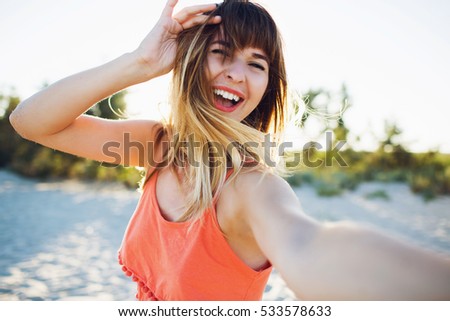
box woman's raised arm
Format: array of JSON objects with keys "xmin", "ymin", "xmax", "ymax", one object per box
[{"xmin": 9, "ymin": 0, "xmax": 220, "ymax": 167}]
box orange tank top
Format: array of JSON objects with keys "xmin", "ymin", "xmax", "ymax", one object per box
[{"xmin": 118, "ymin": 170, "xmax": 272, "ymax": 300}]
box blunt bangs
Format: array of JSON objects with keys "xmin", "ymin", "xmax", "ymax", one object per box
[{"xmin": 208, "ymin": 1, "xmax": 279, "ymax": 63}]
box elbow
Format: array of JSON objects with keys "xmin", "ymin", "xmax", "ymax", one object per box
[
  {"xmin": 9, "ymin": 108, "xmax": 21, "ymax": 134},
  {"xmin": 9, "ymin": 104, "xmax": 34, "ymax": 141},
  {"xmin": 9, "ymin": 107, "xmax": 24, "ymax": 137}
]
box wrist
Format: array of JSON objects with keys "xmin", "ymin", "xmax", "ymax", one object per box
[
  {"xmin": 119, "ymin": 51, "xmax": 159, "ymax": 85},
  {"xmin": 128, "ymin": 48, "xmax": 165, "ymax": 82}
]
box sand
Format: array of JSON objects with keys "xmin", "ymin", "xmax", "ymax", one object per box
[{"xmin": 1, "ymin": 169, "xmax": 449, "ymax": 301}]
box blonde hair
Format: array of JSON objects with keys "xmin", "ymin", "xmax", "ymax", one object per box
[{"xmin": 150, "ymin": 0, "xmax": 287, "ymax": 222}]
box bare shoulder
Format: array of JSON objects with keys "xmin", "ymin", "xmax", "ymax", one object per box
[
  {"xmin": 227, "ymin": 169, "xmax": 320, "ymax": 275},
  {"xmin": 231, "ymin": 169, "xmax": 302, "ymax": 216},
  {"xmin": 216, "ymin": 168, "xmax": 291, "ymax": 234},
  {"xmin": 225, "ymin": 168, "xmax": 317, "ymax": 237},
  {"xmin": 232, "ymin": 168, "xmax": 319, "ymax": 233}
]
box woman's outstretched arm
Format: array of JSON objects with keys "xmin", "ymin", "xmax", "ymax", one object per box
[
  {"xmin": 9, "ymin": 0, "xmax": 220, "ymax": 167},
  {"xmin": 239, "ymin": 171, "xmax": 450, "ymax": 300}
]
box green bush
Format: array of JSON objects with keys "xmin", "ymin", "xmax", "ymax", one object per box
[
  {"xmin": 314, "ymin": 182, "xmax": 342, "ymax": 196},
  {"xmin": 365, "ymin": 190, "xmax": 390, "ymax": 200}
]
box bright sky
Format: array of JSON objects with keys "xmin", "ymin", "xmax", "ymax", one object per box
[{"xmin": 1, "ymin": 0, "xmax": 450, "ymax": 152}]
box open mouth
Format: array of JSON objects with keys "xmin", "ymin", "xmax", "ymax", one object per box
[{"xmin": 213, "ymin": 88, "xmax": 244, "ymax": 112}]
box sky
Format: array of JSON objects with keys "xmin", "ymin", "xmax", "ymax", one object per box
[{"xmin": 1, "ymin": 0, "xmax": 450, "ymax": 152}]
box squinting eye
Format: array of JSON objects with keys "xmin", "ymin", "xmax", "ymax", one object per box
[
  {"xmin": 211, "ymin": 49, "xmax": 229, "ymax": 56},
  {"xmin": 250, "ymin": 63, "xmax": 266, "ymax": 71}
]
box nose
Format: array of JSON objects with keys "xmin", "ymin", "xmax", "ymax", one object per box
[{"xmin": 225, "ymin": 60, "xmax": 245, "ymax": 83}]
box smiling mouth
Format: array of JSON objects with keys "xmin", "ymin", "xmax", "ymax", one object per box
[{"xmin": 213, "ymin": 88, "xmax": 243, "ymax": 112}]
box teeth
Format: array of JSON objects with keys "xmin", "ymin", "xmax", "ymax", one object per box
[{"xmin": 214, "ymin": 89, "xmax": 241, "ymax": 102}]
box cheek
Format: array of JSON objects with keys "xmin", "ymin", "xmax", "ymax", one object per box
[
  {"xmin": 205, "ymin": 56, "xmax": 221, "ymax": 80},
  {"xmin": 254, "ymin": 77, "xmax": 269, "ymax": 101},
  {"xmin": 205, "ymin": 58, "xmax": 213, "ymax": 80}
]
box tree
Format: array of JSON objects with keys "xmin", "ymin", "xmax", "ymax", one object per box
[
  {"xmin": 332, "ymin": 84, "xmax": 351, "ymax": 143},
  {"xmin": 294, "ymin": 84, "xmax": 351, "ymax": 148},
  {"xmin": 85, "ymin": 90, "xmax": 128, "ymax": 119},
  {"xmin": 0, "ymin": 93, "xmax": 22, "ymax": 166}
]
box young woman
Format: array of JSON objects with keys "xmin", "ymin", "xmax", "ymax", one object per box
[{"xmin": 10, "ymin": 0, "xmax": 450, "ymax": 300}]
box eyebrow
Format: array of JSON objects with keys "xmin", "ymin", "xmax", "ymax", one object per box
[
  {"xmin": 211, "ymin": 40, "xmax": 270, "ymax": 65},
  {"xmin": 252, "ymin": 53, "xmax": 269, "ymax": 65}
]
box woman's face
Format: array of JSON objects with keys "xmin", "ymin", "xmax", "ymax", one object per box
[{"xmin": 205, "ymin": 36, "xmax": 269, "ymax": 122}]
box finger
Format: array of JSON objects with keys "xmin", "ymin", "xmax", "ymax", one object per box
[
  {"xmin": 174, "ymin": 3, "xmax": 218, "ymax": 24},
  {"xmin": 202, "ymin": 4, "xmax": 220, "ymax": 16},
  {"xmin": 181, "ymin": 14, "xmax": 221, "ymax": 30},
  {"xmin": 161, "ymin": 0, "xmax": 178, "ymax": 19}
]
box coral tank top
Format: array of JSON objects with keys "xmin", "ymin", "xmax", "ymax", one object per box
[{"xmin": 118, "ymin": 169, "xmax": 272, "ymax": 300}]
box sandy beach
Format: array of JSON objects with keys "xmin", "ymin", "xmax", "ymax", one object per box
[{"xmin": 1, "ymin": 169, "xmax": 449, "ymax": 301}]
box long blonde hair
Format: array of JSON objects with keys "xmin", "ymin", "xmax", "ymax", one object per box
[{"xmin": 150, "ymin": 0, "xmax": 287, "ymax": 222}]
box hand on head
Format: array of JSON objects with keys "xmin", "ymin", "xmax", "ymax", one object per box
[{"xmin": 134, "ymin": 0, "xmax": 221, "ymax": 79}]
